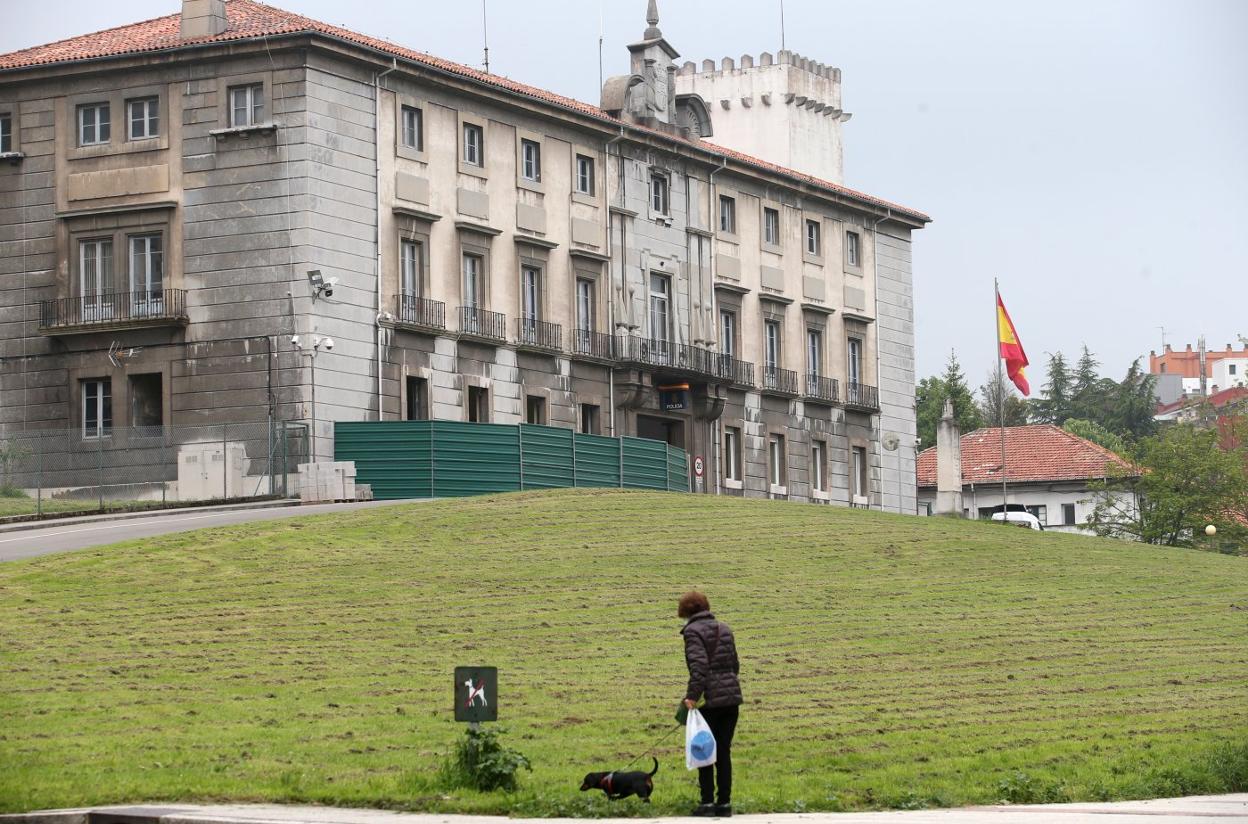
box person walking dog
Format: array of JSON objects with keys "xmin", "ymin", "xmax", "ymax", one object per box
[{"xmin": 678, "ymin": 591, "xmax": 742, "ymax": 817}]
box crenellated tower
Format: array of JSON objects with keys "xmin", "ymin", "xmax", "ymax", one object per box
[{"xmin": 673, "ymin": 50, "xmax": 851, "ymax": 184}]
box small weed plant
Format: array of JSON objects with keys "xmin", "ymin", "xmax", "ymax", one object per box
[{"xmin": 442, "ymin": 724, "xmax": 531, "ymax": 792}]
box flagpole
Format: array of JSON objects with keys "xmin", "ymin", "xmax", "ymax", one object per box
[{"xmin": 995, "ymin": 278, "xmax": 1008, "ymax": 520}]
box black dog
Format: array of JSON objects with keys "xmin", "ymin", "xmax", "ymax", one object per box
[{"xmin": 580, "ymin": 757, "xmax": 659, "ymax": 801}]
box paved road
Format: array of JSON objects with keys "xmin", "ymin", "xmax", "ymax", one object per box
[
  {"xmin": 3, "ymin": 796, "xmax": 1245, "ymax": 823},
  {"xmin": 0, "ymin": 499, "xmax": 420, "ymax": 562}
]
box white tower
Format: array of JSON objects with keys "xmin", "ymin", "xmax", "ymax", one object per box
[{"xmin": 674, "ymin": 51, "xmax": 851, "ymax": 184}]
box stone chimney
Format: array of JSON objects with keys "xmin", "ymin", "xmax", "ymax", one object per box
[
  {"xmin": 181, "ymin": 0, "xmax": 228, "ymax": 39},
  {"xmin": 935, "ymin": 399, "xmax": 964, "ymax": 516}
]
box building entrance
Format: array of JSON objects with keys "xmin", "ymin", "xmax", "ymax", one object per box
[{"xmin": 637, "ymin": 414, "xmax": 686, "ymax": 449}]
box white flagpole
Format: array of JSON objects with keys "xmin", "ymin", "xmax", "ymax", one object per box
[{"xmin": 995, "ymin": 279, "xmax": 1008, "ymax": 519}]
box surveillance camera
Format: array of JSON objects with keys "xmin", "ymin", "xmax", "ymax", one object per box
[
  {"xmin": 289, "ymin": 334, "xmax": 301, "ymax": 347},
  {"xmin": 322, "ymin": 337, "xmax": 334, "ymax": 351},
  {"xmin": 323, "ymin": 285, "xmax": 333, "ymax": 298}
]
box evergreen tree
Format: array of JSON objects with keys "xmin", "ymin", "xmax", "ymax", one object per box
[
  {"xmin": 978, "ymin": 370, "xmax": 1030, "ymax": 428},
  {"xmin": 1071, "ymin": 345, "xmax": 1102, "ymax": 421},
  {"xmin": 915, "ymin": 351, "xmax": 984, "ymax": 450},
  {"xmin": 1106, "ymin": 358, "xmax": 1159, "ymax": 441},
  {"xmin": 942, "ymin": 350, "xmax": 984, "ymax": 435},
  {"xmin": 1036, "ymin": 352, "xmax": 1074, "ymax": 425}
]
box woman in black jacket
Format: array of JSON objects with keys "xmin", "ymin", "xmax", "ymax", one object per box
[{"xmin": 679, "ymin": 590, "xmax": 742, "ymax": 817}]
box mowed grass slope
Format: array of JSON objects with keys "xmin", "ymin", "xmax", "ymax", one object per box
[{"xmin": 1, "ymin": 489, "xmax": 1246, "ymax": 815}]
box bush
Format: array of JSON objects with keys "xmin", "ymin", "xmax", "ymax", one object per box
[
  {"xmin": 0, "ymin": 485, "xmax": 28, "ymax": 499},
  {"xmin": 441, "ymin": 724, "xmax": 531, "ymax": 792},
  {"xmin": 996, "ymin": 772, "xmax": 1069, "ymax": 805}
]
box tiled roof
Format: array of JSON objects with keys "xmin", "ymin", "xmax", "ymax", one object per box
[
  {"xmin": 1155, "ymin": 386, "xmax": 1248, "ymax": 417},
  {"xmin": 916, "ymin": 424, "xmax": 1135, "ymax": 488},
  {"xmin": 0, "ymin": 0, "xmax": 929, "ymax": 223}
]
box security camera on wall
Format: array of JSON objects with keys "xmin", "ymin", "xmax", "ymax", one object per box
[
  {"xmin": 289, "ymin": 334, "xmax": 301, "ymax": 347},
  {"xmin": 322, "ymin": 338, "xmax": 335, "ymax": 351}
]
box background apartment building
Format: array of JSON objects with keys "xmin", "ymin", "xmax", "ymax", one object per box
[{"xmin": 0, "ymin": 0, "xmax": 929, "ymax": 508}]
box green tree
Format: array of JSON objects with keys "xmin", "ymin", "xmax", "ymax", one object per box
[
  {"xmin": 916, "ymin": 351, "xmax": 983, "ymax": 449},
  {"xmin": 1035, "ymin": 352, "xmax": 1074, "ymax": 425},
  {"xmin": 1062, "ymin": 418, "xmax": 1128, "ymax": 456},
  {"xmin": 978, "ymin": 370, "xmax": 1030, "ymax": 428},
  {"xmin": 1071, "ymin": 345, "xmax": 1103, "ymax": 422},
  {"xmin": 1105, "ymin": 358, "xmax": 1158, "ymax": 441},
  {"xmin": 1086, "ymin": 424, "xmax": 1248, "ymax": 549}
]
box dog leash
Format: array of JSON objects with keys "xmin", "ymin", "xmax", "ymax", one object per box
[{"xmin": 620, "ymin": 723, "xmax": 682, "ymax": 770}]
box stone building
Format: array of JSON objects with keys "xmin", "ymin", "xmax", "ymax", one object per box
[{"xmin": 0, "ymin": 0, "xmax": 929, "ymax": 508}]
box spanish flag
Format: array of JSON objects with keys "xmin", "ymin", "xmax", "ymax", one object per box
[{"xmin": 997, "ymin": 291, "xmax": 1030, "ymax": 396}]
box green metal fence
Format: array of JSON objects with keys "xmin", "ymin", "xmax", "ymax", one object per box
[{"xmin": 334, "ymin": 420, "xmax": 690, "ymax": 500}]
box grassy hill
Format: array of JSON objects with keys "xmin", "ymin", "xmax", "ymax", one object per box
[{"xmin": 1, "ymin": 489, "xmax": 1245, "ymax": 815}]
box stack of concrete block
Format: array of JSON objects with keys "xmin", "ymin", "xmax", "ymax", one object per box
[{"xmin": 297, "ymin": 461, "xmax": 358, "ymax": 503}]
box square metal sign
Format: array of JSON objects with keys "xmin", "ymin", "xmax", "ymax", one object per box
[{"xmin": 454, "ymin": 666, "xmax": 498, "ymax": 723}]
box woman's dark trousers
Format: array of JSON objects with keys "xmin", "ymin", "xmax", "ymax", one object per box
[{"xmin": 697, "ymin": 705, "xmax": 739, "ymax": 805}]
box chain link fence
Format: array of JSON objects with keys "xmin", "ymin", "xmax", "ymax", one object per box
[{"xmin": 0, "ymin": 421, "xmax": 308, "ymax": 519}]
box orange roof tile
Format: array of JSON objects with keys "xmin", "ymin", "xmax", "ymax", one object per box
[
  {"xmin": 0, "ymin": 0, "xmax": 929, "ymax": 223},
  {"xmin": 916, "ymin": 424, "xmax": 1135, "ymax": 488}
]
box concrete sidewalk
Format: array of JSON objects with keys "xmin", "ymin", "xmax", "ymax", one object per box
[{"xmin": 4, "ymin": 796, "xmax": 1246, "ymax": 824}]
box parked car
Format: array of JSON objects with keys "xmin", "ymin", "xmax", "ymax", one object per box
[{"xmin": 991, "ymin": 511, "xmax": 1045, "ymax": 531}]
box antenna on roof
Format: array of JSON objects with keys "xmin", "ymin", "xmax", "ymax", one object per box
[
  {"xmin": 598, "ymin": 2, "xmax": 605, "ymax": 94},
  {"xmin": 780, "ymin": 0, "xmax": 787, "ymax": 51},
  {"xmin": 482, "ymin": 0, "xmax": 491, "ymax": 74}
]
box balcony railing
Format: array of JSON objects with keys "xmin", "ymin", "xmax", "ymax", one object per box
[
  {"xmin": 710, "ymin": 353, "xmax": 755, "ymax": 387},
  {"xmin": 571, "ymin": 329, "xmax": 615, "ymax": 361},
  {"xmin": 395, "ymin": 294, "xmax": 446, "ymax": 332},
  {"xmin": 39, "ymin": 290, "xmax": 189, "ymax": 333},
  {"xmin": 516, "ymin": 317, "xmax": 562, "ymax": 351},
  {"xmin": 459, "ymin": 306, "xmax": 506, "ymax": 343},
  {"xmin": 803, "ymin": 373, "xmax": 840, "ymax": 403},
  {"xmin": 844, "ymin": 382, "xmax": 881, "ymax": 411},
  {"xmin": 761, "ymin": 366, "xmax": 799, "ymax": 395}
]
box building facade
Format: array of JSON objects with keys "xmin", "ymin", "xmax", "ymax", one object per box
[{"xmin": 0, "ymin": 0, "xmax": 929, "ymax": 507}]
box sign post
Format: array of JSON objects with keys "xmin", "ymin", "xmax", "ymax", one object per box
[
  {"xmin": 454, "ymin": 666, "xmax": 498, "ymax": 727},
  {"xmin": 693, "ymin": 454, "xmax": 705, "ymax": 492}
]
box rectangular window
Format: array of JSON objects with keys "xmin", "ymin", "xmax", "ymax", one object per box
[
  {"xmin": 576, "ymin": 154, "xmax": 595, "ymax": 195},
  {"xmin": 812, "ymin": 440, "xmax": 826, "ymax": 492},
  {"xmin": 765, "ymin": 319, "xmax": 782, "ymax": 372},
  {"xmin": 128, "ymin": 234, "xmax": 163, "ymax": 295},
  {"xmin": 82, "ymin": 378, "xmax": 112, "ymax": 439},
  {"xmin": 0, "ymin": 113, "xmax": 10, "ymax": 154},
  {"xmin": 521, "ymin": 265, "xmax": 541, "ymax": 322},
  {"xmin": 576, "ymin": 277, "xmax": 595, "ymax": 333},
  {"xmin": 525, "ymin": 395, "xmax": 547, "ymax": 425},
  {"xmin": 846, "ymin": 230, "xmax": 861, "ymax": 267},
  {"xmin": 78, "ymin": 102, "xmax": 110, "ymax": 146},
  {"xmin": 649, "ymin": 273, "xmax": 671, "ymax": 343},
  {"xmin": 1231, "ymin": 365, "xmax": 1239, "ymax": 376},
  {"xmin": 769, "ymin": 434, "xmax": 786, "ymax": 488},
  {"xmin": 127, "ymin": 97, "xmax": 159, "ymax": 140},
  {"xmin": 720, "ymin": 310, "xmax": 736, "ymax": 359},
  {"xmin": 651, "ymin": 172, "xmax": 669, "ymax": 215},
  {"xmin": 129, "ymin": 373, "xmax": 163, "ymax": 429},
  {"xmin": 229, "ymin": 84, "xmax": 264, "ymax": 128},
  {"xmin": 806, "ymin": 219, "xmax": 821, "ymax": 256},
  {"xmin": 1062, "ymin": 503, "xmax": 1077, "ymax": 526},
  {"xmin": 852, "ymin": 446, "xmax": 868, "ymax": 499},
  {"xmin": 521, "ymin": 139, "xmax": 541, "ymax": 182},
  {"xmin": 719, "ymin": 195, "xmax": 736, "ymax": 234},
  {"xmin": 462, "ymin": 253, "xmax": 483, "ymax": 309},
  {"xmin": 1027, "ymin": 505, "xmax": 1049, "ymax": 525},
  {"xmin": 463, "ymin": 122, "xmax": 484, "ymax": 166},
  {"xmin": 401, "ymin": 105, "xmax": 423, "ymax": 151},
  {"xmin": 580, "ymin": 403, "xmax": 601, "ymax": 435},
  {"xmin": 724, "ymin": 426, "xmax": 742, "ymax": 482},
  {"xmin": 764, "ymin": 207, "xmax": 780, "ymax": 246},
  {"xmin": 467, "ymin": 385, "xmax": 489, "ymax": 423},
  {"xmin": 406, "ymin": 376, "xmax": 428, "ymax": 421},
  {"xmin": 79, "ymin": 238, "xmax": 114, "ymax": 319},
  {"xmin": 400, "ymin": 239, "xmax": 422, "ymax": 297},
  {"xmin": 848, "ymin": 337, "xmax": 863, "ymax": 386},
  {"xmin": 806, "ymin": 328, "xmax": 822, "ymax": 377}
]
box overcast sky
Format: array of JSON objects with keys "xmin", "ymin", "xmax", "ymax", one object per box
[{"xmin": 5, "ymin": 1, "xmax": 1246, "ymax": 394}]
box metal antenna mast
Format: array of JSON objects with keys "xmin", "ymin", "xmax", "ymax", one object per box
[
  {"xmin": 598, "ymin": 2, "xmax": 605, "ymax": 94},
  {"xmin": 482, "ymin": 0, "xmax": 490, "ymax": 74},
  {"xmin": 780, "ymin": 0, "xmax": 787, "ymax": 50}
]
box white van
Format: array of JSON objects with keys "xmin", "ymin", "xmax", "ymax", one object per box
[{"xmin": 991, "ymin": 511, "xmax": 1045, "ymax": 531}]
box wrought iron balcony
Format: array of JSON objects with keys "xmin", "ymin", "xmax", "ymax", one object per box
[
  {"xmin": 710, "ymin": 353, "xmax": 755, "ymax": 387},
  {"xmin": 395, "ymin": 294, "xmax": 445, "ymax": 332},
  {"xmin": 571, "ymin": 329, "xmax": 615, "ymax": 361},
  {"xmin": 761, "ymin": 366, "xmax": 799, "ymax": 396},
  {"xmin": 803, "ymin": 373, "xmax": 840, "ymax": 404},
  {"xmin": 516, "ymin": 317, "xmax": 562, "ymax": 352},
  {"xmin": 39, "ymin": 290, "xmax": 188, "ymax": 334},
  {"xmin": 458, "ymin": 306, "xmax": 506, "ymax": 343},
  {"xmin": 844, "ymin": 381, "xmax": 881, "ymax": 412}
]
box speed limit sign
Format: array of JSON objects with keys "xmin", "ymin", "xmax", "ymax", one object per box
[{"xmin": 694, "ymin": 455, "xmax": 705, "ymax": 478}]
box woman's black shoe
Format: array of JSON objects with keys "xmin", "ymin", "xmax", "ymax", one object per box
[
  {"xmin": 692, "ymin": 804, "xmax": 717, "ymax": 817},
  {"xmin": 714, "ymin": 805, "xmax": 733, "ymax": 817}
]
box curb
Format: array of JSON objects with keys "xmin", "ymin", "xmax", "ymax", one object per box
[{"xmin": 0, "ymin": 499, "xmax": 300, "ymax": 535}]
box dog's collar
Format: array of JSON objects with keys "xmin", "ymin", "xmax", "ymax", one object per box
[{"xmin": 599, "ymin": 772, "xmax": 614, "ymax": 793}]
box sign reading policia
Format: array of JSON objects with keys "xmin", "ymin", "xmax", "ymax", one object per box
[{"xmin": 454, "ymin": 666, "xmax": 498, "ymax": 723}]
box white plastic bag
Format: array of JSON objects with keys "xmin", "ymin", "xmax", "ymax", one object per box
[{"xmin": 685, "ymin": 708, "xmax": 718, "ymax": 769}]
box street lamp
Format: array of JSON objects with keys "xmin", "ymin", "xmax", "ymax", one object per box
[{"xmin": 292, "ymin": 335, "xmax": 334, "ymax": 461}]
